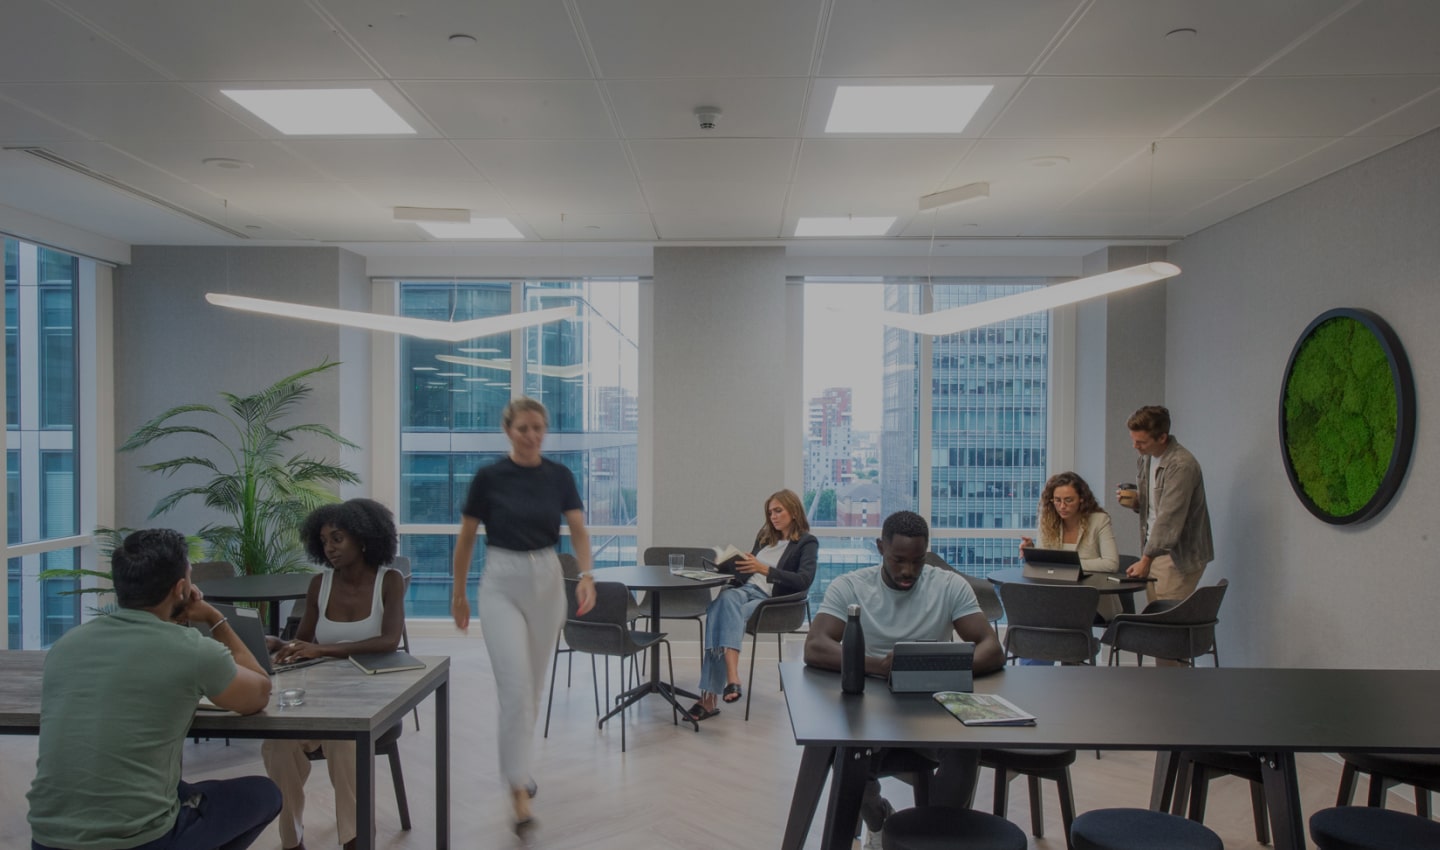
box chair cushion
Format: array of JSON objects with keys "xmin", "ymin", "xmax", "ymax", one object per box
[
  {"xmin": 1310, "ymin": 805, "xmax": 1440, "ymax": 850},
  {"xmin": 881, "ymin": 806, "xmax": 1027, "ymax": 850},
  {"xmin": 1071, "ymin": 807, "xmax": 1222, "ymax": 850},
  {"xmin": 979, "ymin": 748, "xmax": 1077, "ymax": 771}
]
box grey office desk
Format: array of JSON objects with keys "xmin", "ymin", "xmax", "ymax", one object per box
[
  {"xmin": 779, "ymin": 661, "xmax": 1440, "ymax": 850},
  {"xmin": 986, "ymin": 565, "xmax": 1149, "ymax": 614},
  {"xmin": 1, "ymin": 651, "xmax": 450, "ymax": 850},
  {"xmin": 194, "ymin": 572, "xmax": 318, "ymax": 635}
]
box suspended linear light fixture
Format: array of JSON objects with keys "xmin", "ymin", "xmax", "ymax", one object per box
[{"xmin": 205, "ymin": 293, "xmax": 576, "ymax": 342}]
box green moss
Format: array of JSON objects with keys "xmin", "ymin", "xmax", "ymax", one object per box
[{"xmin": 1283, "ymin": 316, "xmax": 1395, "ymax": 517}]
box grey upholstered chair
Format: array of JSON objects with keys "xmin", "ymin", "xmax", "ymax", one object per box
[
  {"xmin": 740, "ymin": 589, "xmax": 809, "ymax": 720},
  {"xmin": 922, "ymin": 552, "xmax": 1004, "ymax": 632},
  {"xmin": 638, "ymin": 546, "xmax": 716, "ymax": 646},
  {"xmin": 1100, "ymin": 579, "xmax": 1228, "ymax": 667}
]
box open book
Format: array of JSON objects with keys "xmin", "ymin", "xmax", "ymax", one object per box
[
  {"xmin": 706, "ymin": 544, "xmax": 748, "ymax": 573},
  {"xmin": 349, "ymin": 651, "xmax": 426, "ymax": 675},
  {"xmin": 933, "ymin": 691, "xmax": 1036, "ymax": 726}
]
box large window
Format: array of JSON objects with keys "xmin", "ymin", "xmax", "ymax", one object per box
[
  {"xmin": 802, "ymin": 278, "xmax": 1052, "ymax": 612},
  {"xmin": 396, "ymin": 278, "xmax": 639, "ymax": 616},
  {"xmin": 4, "ymin": 239, "xmax": 85, "ymax": 648}
]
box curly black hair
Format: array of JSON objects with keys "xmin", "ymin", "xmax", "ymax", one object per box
[
  {"xmin": 112, "ymin": 528, "xmax": 189, "ymax": 609},
  {"xmin": 881, "ymin": 509, "xmax": 929, "ymax": 543},
  {"xmin": 299, "ymin": 498, "xmax": 398, "ymax": 568}
]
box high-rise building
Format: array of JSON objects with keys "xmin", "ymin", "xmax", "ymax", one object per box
[{"xmin": 805, "ymin": 386, "xmax": 854, "ymax": 490}]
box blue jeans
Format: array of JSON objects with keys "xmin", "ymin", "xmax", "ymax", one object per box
[
  {"xmin": 34, "ymin": 777, "xmax": 281, "ymax": 850},
  {"xmin": 698, "ymin": 581, "xmax": 770, "ymax": 695}
]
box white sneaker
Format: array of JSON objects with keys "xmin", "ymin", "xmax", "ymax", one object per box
[{"xmin": 862, "ymin": 825, "xmax": 884, "ymax": 850}]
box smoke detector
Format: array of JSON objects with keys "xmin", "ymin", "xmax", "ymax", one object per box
[{"xmin": 694, "ymin": 106, "xmax": 722, "ymax": 131}]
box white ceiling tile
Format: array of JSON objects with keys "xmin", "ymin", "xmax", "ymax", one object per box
[
  {"xmin": 653, "ymin": 208, "xmax": 784, "ymax": 240},
  {"xmin": 507, "ymin": 182, "xmax": 648, "ymax": 216},
  {"xmin": 628, "ymin": 139, "xmax": 797, "ymax": 184},
  {"xmin": 1040, "ymin": 0, "xmax": 1349, "ymax": 76},
  {"xmin": 787, "ymin": 181, "xmax": 931, "ymax": 215},
  {"xmin": 454, "ymin": 139, "xmax": 633, "ymax": 186},
  {"xmin": 986, "ymin": 77, "xmax": 1235, "ymax": 139},
  {"xmin": 1353, "ymin": 85, "xmax": 1440, "ymax": 137},
  {"xmin": 1265, "ymin": 0, "xmax": 1440, "ymax": 76},
  {"xmin": 399, "ymin": 80, "xmax": 616, "ymax": 139},
  {"xmin": 322, "ymin": 0, "xmax": 593, "ymax": 79},
  {"xmin": 821, "ymin": 0, "xmax": 1084, "ymax": 76},
  {"xmin": 1175, "ymin": 75, "xmax": 1440, "ymax": 138},
  {"xmin": 1150, "ymin": 138, "xmax": 1336, "ymax": 181},
  {"xmin": 0, "ymin": 98, "xmax": 86, "ymax": 143},
  {"xmin": 792, "ymin": 140, "xmax": 970, "ymax": 190},
  {"xmin": 642, "ymin": 180, "xmax": 788, "ymax": 214},
  {"xmin": 61, "ymin": 0, "xmax": 377, "ymax": 81},
  {"xmin": 0, "ymin": 0, "xmax": 164, "ymax": 82},
  {"xmin": 606, "ymin": 77, "xmax": 808, "ymax": 138},
  {"xmin": 1060, "ymin": 155, "xmax": 1251, "ymax": 214},
  {"xmin": 280, "ymin": 139, "xmax": 482, "ymax": 181},
  {"xmin": 520, "ymin": 212, "xmax": 657, "ymax": 241},
  {"xmin": 345, "ymin": 180, "xmax": 512, "ymax": 215},
  {"xmin": 0, "ymin": 83, "xmax": 262, "ymax": 141},
  {"xmin": 942, "ymin": 138, "xmax": 1145, "ymax": 191},
  {"xmin": 101, "ymin": 138, "xmax": 326, "ymax": 184},
  {"xmin": 577, "ymin": 0, "xmax": 823, "ymax": 78}
]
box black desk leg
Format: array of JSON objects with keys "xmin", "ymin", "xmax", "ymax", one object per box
[
  {"xmin": 782, "ymin": 745, "xmax": 835, "ymax": 850},
  {"xmin": 436, "ymin": 677, "xmax": 450, "ymax": 849},
  {"xmin": 1258, "ymin": 751, "xmax": 1304, "ymax": 850},
  {"xmin": 820, "ymin": 746, "xmax": 871, "ymax": 850},
  {"xmin": 356, "ymin": 730, "xmax": 375, "ymax": 850},
  {"xmin": 1149, "ymin": 750, "xmax": 1180, "ymax": 811}
]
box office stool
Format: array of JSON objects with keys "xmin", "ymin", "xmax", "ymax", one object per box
[
  {"xmin": 1309, "ymin": 805, "xmax": 1440, "ymax": 850},
  {"xmin": 1070, "ymin": 807, "xmax": 1222, "ymax": 850},
  {"xmin": 979, "ymin": 748, "xmax": 1077, "ymax": 848},
  {"xmin": 879, "ymin": 806, "xmax": 1027, "ymax": 850},
  {"xmin": 1177, "ymin": 750, "xmax": 1270, "ymax": 844},
  {"xmin": 1336, "ymin": 752, "xmax": 1440, "ymax": 816}
]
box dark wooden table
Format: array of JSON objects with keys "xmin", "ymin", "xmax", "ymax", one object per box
[
  {"xmin": 195, "ymin": 572, "xmax": 318, "ymax": 636},
  {"xmin": 986, "ymin": 565, "xmax": 1149, "ymax": 614},
  {"xmin": 778, "ymin": 661, "xmax": 1440, "ymax": 850},
  {"xmin": 591, "ymin": 564, "xmax": 730, "ymax": 729},
  {"xmin": 1, "ymin": 650, "xmax": 450, "ymax": 850}
]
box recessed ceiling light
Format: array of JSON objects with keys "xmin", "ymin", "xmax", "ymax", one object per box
[
  {"xmin": 1025, "ymin": 155, "xmax": 1070, "ymax": 168},
  {"xmin": 416, "ymin": 219, "xmax": 525, "ymax": 239},
  {"xmin": 202, "ymin": 157, "xmax": 252, "ymax": 170},
  {"xmin": 795, "ymin": 216, "xmax": 896, "ymax": 237},
  {"xmin": 1165, "ymin": 27, "xmax": 1198, "ymax": 40},
  {"xmin": 448, "ymin": 33, "xmax": 478, "ymax": 45},
  {"xmin": 825, "ymin": 85, "xmax": 992, "ymax": 134},
  {"xmin": 221, "ymin": 89, "xmax": 416, "ymax": 135}
]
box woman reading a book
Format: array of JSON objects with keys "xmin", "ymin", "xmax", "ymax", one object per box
[
  {"xmin": 1019, "ymin": 471, "xmax": 1120, "ymax": 629},
  {"xmin": 261, "ymin": 497, "xmax": 406, "ymax": 850},
  {"xmin": 450, "ymin": 397, "xmax": 596, "ymax": 833},
  {"xmin": 688, "ymin": 488, "xmax": 818, "ymax": 720}
]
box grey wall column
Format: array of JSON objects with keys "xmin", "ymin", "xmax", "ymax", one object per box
[
  {"xmin": 646, "ymin": 247, "xmax": 789, "ymax": 546},
  {"xmin": 1073, "ymin": 245, "xmax": 1168, "ymax": 554}
]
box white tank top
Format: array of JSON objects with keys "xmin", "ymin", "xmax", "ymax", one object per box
[{"xmin": 314, "ymin": 565, "xmax": 397, "ymax": 645}]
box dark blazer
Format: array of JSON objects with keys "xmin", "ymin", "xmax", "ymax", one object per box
[{"xmin": 746, "ymin": 533, "xmax": 819, "ymax": 597}]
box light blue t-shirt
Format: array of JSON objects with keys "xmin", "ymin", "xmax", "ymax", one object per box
[{"xmin": 818, "ymin": 565, "xmax": 981, "ymax": 656}]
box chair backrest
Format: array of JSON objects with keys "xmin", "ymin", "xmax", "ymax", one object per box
[
  {"xmin": 1103, "ymin": 579, "xmax": 1229, "ymax": 664},
  {"xmin": 191, "ymin": 561, "xmax": 237, "ymax": 582},
  {"xmin": 562, "ymin": 579, "xmax": 639, "ymax": 657},
  {"xmin": 746, "ymin": 590, "xmax": 809, "ymax": 635},
  {"xmin": 557, "ymin": 552, "xmax": 581, "ymax": 579},
  {"xmin": 999, "ymin": 582, "xmax": 1100, "ymax": 664},
  {"xmin": 642, "ymin": 546, "xmax": 715, "ymax": 568},
  {"xmin": 923, "ymin": 552, "xmax": 1005, "ymax": 628},
  {"xmin": 1133, "ymin": 578, "xmax": 1228, "ymax": 625},
  {"xmin": 390, "ymin": 555, "xmax": 412, "ymax": 585}
]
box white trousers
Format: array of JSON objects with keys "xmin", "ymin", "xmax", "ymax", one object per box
[
  {"xmin": 261, "ymin": 738, "xmax": 357, "ymax": 847},
  {"xmin": 478, "ymin": 546, "xmax": 566, "ymax": 788}
]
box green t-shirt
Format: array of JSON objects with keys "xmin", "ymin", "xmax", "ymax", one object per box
[
  {"xmin": 818, "ymin": 565, "xmax": 981, "ymax": 657},
  {"xmin": 28, "ymin": 608, "xmax": 238, "ymax": 850}
]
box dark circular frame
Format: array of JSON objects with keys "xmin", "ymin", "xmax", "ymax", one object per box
[{"xmin": 1278, "ymin": 308, "xmax": 1415, "ymax": 524}]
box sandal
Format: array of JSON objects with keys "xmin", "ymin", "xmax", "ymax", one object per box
[
  {"xmin": 686, "ymin": 701, "xmax": 720, "ymax": 721},
  {"xmin": 722, "ymin": 683, "xmax": 743, "ymax": 703}
]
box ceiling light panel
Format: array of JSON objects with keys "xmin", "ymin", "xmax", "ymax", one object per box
[
  {"xmin": 795, "ymin": 216, "xmax": 897, "ymax": 237},
  {"xmin": 416, "ymin": 218, "xmax": 525, "ymax": 239},
  {"xmin": 221, "ymin": 89, "xmax": 416, "ymax": 135},
  {"xmin": 826, "ymin": 85, "xmax": 993, "ymax": 133}
]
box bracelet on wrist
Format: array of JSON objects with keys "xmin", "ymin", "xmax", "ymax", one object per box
[
  {"xmin": 578, "ymin": 571, "xmax": 594, "ymax": 580},
  {"xmin": 210, "ymin": 616, "xmax": 229, "ymax": 634}
]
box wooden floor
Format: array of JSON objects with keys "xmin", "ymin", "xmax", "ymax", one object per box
[{"xmin": 0, "ymin": 634, "xmax": 1418, "ymax": 849}]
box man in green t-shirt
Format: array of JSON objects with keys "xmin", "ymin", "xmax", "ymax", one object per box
[
  {"xmin": 28, "ymin": 529, "xmax": 280, "ymax": 850},
  {"xmin": 806, "ymin": 510, "xmax": 1005, "ymax": 849}
]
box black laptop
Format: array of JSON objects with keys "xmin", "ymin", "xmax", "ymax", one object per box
[{"xmin": 1020, "ymin": 547, "xmax": 1085, "ymax": 581}]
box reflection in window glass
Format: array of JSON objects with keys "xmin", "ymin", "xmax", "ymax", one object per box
[{"xmin": 40, "ymin": 284, "xmax": 76, "ymax": 428}]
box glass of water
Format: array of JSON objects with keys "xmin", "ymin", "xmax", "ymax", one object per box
[
  {"xmin": 275, "ymin": 666, "xmax": 308, "ymax": 709},
  {"xmin": 668, "ymin": 554, "xmax": 685, "ymax": 575}
]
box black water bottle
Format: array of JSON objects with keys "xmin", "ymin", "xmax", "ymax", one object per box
[{"xmin": 841, "ymin": 603, "xmax": 866, "ymax": 694}]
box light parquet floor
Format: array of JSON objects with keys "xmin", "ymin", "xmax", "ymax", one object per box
[{"xmin": 0, "ymin": 635, "xmax": 1418, "ymax": 849}]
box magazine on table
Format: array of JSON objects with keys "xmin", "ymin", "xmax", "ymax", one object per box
[{"xmin": 933, "ymin": 691, "xmax": 1037, "ymax": 726}]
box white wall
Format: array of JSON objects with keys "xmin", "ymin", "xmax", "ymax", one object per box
[{"xmin": 1167, "ymin": 128, "xmax": 1440, "ymax": 668}]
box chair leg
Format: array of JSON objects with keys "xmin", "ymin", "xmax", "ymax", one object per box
[
  {"xmin": 543, "ymin": 642, "xmax": 561, "ymax": 738},
  {"xmin": 776, "ymin": 632, "xmax": 785, "ymax": 690},
  {"xmin": 912, "ymin": 768, "xmax": 931, "ymax": 807},
  {"xmin": 1157, "ymin": 751, "xmax": 1183, "ymax": 813},
  {"xmin": 664, "ymin": 641, "xmax": 682, "ymax": 731},
  {"xmin": 1418, "ymin": 788, "xmax": 1432, "ymax": 819},
  {"xmin": 590, "ymin": 655, "xmax": 600, "ymax": 716},
  {"xmin": 745, "ymin": 631, "xmax": 759, "ymax": 722},
  {"xmin": 1248, "ymin": 779, "xmax": 1270, "ymax": 844},
  {"xmin": 992, "ymin": 767, "xmax": 1011, "ymax": 817},
  {"xmin": 1367, "ymin": 774, "xmax": 1388, "ymax": 807},
  {"xmin": 1337, "ymin": 761, "xmax": 1359, "ymax": 806},
  {"xmin": 386, "ymin": 744, "xmax": 412, "ymax": 831},
  {"xmin": 1056, "ymin": 767, "xmax": 1077, "ymax": 850},
  {"xmin": 1170, "ymin": 755, "xmax": 1194, "ymax": 816},
  {"xmin": 1027, "ymin": 773, "xmax": 1045, "ymax": 837},
  {"xmin": 1187, "ymin": 765, "xmax": 1210, "ymax": 822}
]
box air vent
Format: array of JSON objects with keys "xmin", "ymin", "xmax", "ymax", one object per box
[{"xmin": 4, "ymin": 146, "xmax": 251, "ymax": 239}]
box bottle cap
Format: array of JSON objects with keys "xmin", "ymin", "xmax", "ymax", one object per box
[{"xmin": 847, "ymin": 603, "xmax": 860, "ymax": 616}]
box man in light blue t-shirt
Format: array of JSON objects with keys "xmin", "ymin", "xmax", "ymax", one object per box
[{"xmin": 805, "ymin": 510, "xmax": 1004, "ymax": 845}]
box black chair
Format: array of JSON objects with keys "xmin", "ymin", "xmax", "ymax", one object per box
[
  {"xmin": 922, "ymin": 553, "xmax": 1003, "ymax": 632},
  {"xmin": 879, "ymin": 806, "xmax": 1027, "ymax": 850},
  {"xmin": 1172, "ymin": 750, "xmax": 1270, "ymax": 845},
  {"xmin": 637, "ymin": 546, "xmax": 715, "ymax": 646},
  {"xmin": 1309, "ymin": 805, "xmax": 1440, "ymax": 850},
  {"xmin": 304, "ymin": 722, "xmax": 411, "ymax": 832},
  {"xmin": 1070, "ymin": 808, "xmax": 1222, "ymax": 850},
  {"xmin": 741, "ymin": 589, "xmax": 809, "ymax": 721},
  {"xmin": 1336, "ymin": 752, "xmax": 1440, "ymax": 816},
  {"xmin": 1100, "ymin": 578, "xmax": 1228, "ymax": 667},
  {"xmin": 543, "ymin": 579, "xmax": 675, "ymax": 753}
]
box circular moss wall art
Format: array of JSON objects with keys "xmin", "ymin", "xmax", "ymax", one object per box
[{"xmin": 1279, "ymin": 308, "xmax": 1415, "ymax": 524}]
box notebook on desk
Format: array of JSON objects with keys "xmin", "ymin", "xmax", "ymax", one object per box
[{"xmin": 1020, "ymin": 547, "xmax": 1085, "ymax": 581}]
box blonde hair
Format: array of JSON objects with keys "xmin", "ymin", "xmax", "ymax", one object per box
[
  {"xmin": 756, "ymin": 489, "xmax": 809, "ymax": 548},
  {"xmin": 1037, "ymin": 471, "xmax": 1104, "ymax": 547},
  {"xmin": 502, "ymin": 397, "xmax": 548, "ymax": 430}
]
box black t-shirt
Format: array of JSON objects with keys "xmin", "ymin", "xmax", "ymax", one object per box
[{"xmin": 461, "ymin": 456, "xmax": 583, "ymax": 552}]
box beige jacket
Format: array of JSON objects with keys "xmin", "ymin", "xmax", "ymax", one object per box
[{"xmin": 1133, "ymin": 437, "xmax": 1214, "ymax": 574}]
